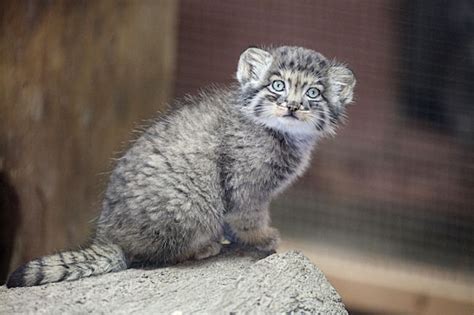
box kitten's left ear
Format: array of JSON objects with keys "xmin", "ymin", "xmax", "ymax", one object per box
[
  {"xmin": 327, "ymin": 64, "xmax": 356, "ymax": 107},
  {"xmin": 236, "ymin": 47, "xmax": 273, "ymax": 87}
]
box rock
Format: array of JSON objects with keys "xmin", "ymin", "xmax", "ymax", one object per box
[{"xmin": 0, "ymin": 245, "xmax": 347, "ymax": 314}]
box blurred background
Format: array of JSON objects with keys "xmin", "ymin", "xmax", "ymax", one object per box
[{"xmin": 1, "ymin": 1, "xmax": 473, "ymax": 313}]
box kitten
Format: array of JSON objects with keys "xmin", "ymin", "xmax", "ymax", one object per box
[{"xmin": 7, "ymin": 46, "xmax": 355, "ymax": 288}]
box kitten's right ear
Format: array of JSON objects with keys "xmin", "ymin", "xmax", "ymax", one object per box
[{"xmin": 236, "ymin": 47, "xmax": 273, "ymax": 86}]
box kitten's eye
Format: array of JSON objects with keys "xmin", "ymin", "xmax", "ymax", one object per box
[
  {"xmin": 271, "ymin": 80, "xmax": 285, "ymax": 92},
  {"xmin": 306, "ymin": 87, "xmax": 320, "ymax": 99}
]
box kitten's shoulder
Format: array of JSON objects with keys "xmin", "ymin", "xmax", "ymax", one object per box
[
  {"xmin": 173, "ymin": 84, "xmax": 237, "ymax": 113},
  {"xmin": 142, "ymin": 84, "xmax": 238, "ymax": 141}
]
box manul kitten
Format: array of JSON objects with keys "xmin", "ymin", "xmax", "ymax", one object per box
[{"xmin": 7, "ymin": 46, "xmax": 356, "ymax": 288}]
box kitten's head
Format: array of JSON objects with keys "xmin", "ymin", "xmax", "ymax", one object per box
[{"xmin": 236, "ymin": 46, "xmax": 356, "ymax": 137}]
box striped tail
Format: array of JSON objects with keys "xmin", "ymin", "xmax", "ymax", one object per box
[{"xmin": 6, "ymin": 243, "xmax": 127, "ymax": 288}]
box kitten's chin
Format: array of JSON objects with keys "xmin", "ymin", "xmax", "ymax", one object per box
[{"xmin": 259, "ymin": 116, "xmax": 319, "ymax": 137}]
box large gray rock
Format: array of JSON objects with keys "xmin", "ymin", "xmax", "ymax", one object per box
[{"xmin": 0, "ymin": 246, "xmax": 347, "ymax": 314}]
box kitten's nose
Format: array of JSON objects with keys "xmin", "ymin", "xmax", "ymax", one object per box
[{"xmin": 287, "ymin": 102, "xmax": 300, "ymax": 112}]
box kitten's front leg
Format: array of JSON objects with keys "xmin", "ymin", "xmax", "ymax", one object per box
[{"xmin": 225, "ymin": 208, "xmax": 280, "ymax": 252}]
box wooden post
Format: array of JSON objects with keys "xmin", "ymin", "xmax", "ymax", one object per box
[{"xmin": 0, "ymin": 0, "xmax": 177, "ymax": 283}]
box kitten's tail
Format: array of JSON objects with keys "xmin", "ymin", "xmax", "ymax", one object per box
[{"xmin": 6, "ymin": 243, "xmax": 127, "ymax": 288}]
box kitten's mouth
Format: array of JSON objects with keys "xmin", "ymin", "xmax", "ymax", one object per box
[{"xmin": 282, "ymin": 112, "xmax": 299, "ymax": 120}]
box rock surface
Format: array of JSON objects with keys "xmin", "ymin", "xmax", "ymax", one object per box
[{"xmin": 0, "ymin": 246, "xmax": 347, "ymax": 314}]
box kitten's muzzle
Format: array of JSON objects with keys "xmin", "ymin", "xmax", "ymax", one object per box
[{"xmin": 283, "ymin": 102, "xmax": 300, "ymax": 119}]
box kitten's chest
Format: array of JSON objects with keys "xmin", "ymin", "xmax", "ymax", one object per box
[
  {"xmin": 253, "ymin": 135, "xmax": 311, "ymax": 191},
  {"xmin": 222, "ymin": 131, "xmax": 313, "ymax": 202}
]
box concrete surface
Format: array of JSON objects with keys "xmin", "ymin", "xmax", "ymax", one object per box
[{"xmin": 0, "ymin": 245, "xmax": 347, "ymax": 314}]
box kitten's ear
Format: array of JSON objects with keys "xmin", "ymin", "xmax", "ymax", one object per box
[
  {"xmin": 237, "ymin": 47, "xmax": 273, "ymax": 86},
  {"xmin": 327, "ymin": 64, "xmax": 356, "ymax": 107}
]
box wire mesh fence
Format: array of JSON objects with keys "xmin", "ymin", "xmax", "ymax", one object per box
[{"xmin": 175, "ymin": 0, "xmax": 474, "ymax": 280}]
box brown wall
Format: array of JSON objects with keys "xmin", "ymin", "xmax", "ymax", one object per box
[{"xmin": 0, "ymin": 0, "xmax": 177, "ymax": 283}]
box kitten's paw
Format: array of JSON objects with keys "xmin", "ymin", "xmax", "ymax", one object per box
[
  {"xmin": 194, "ymin": 242, "xmax": 222, "ymax": 260},
  {"xmin": 238, "ymin": 227, "xmax": 280, "ymax": 252},
  {"xmin": 254, "ymin": 227, "xmax": 280, "ymax": 252}
]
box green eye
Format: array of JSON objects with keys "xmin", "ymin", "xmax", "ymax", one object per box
[
  {"xmin": 306, "ymin": 88, "xmax": 320, "ymax": 99},
  {"xmin": 271, "ymin": 80, "xmax": 285, "ymax": 92}
]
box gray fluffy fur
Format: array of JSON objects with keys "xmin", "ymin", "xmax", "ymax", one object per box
[{"xmin": 7, "ymin": 46, "xmax": 355, "ymax": 288}]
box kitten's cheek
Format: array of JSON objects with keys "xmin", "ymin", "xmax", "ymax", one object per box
[
  {"xmin": 297, "ymin": 113, "xmax": 307, "ymax": 121},
  {"xmin": 274, "ymin": 106, "xmax": 287, "ymax": 117}
]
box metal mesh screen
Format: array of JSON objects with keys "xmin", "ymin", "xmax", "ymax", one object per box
[{"xmin": 174, "ymin": 0, "xmax": 474, "ymax": 277}]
